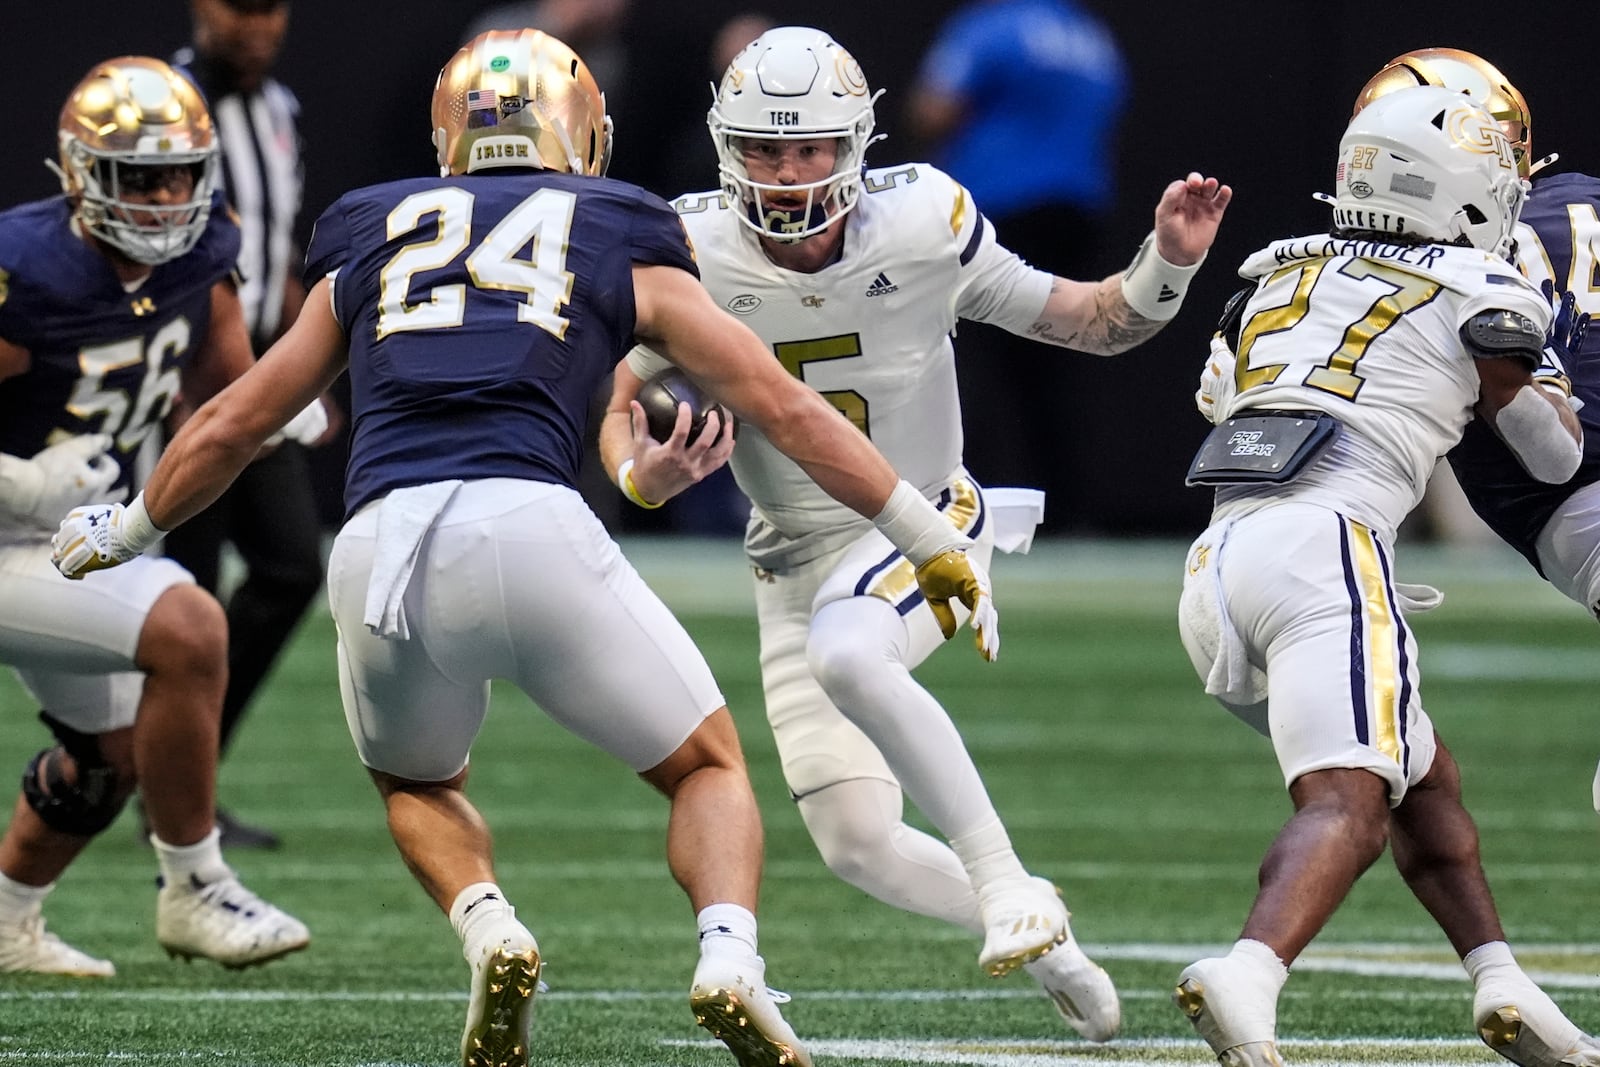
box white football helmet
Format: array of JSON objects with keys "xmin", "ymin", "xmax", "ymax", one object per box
[
  {"xmin": 53, "ymin": 57, "xmax": 219, "ymax": 266},
  {"xmin": 706, "ymin": 26, "xmax": 883, "ymax": 241},
  {"xmin": 1332, "ymin": 85, "xmax": 1525, "ymax": 258}
]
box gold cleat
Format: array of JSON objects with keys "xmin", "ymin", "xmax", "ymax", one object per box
[
  {"xmin": 985, "ymin": 925, "xmax": 1068, "ymax": 978},
  {"xmin": 462, "ymin": 944, "xmax": 541, "ymax": 1067},
  {"xmin": 1480, "ymin": 1005, "xmax": 1524, "ymax": 1051},
  {"xmin": 691, "ymin": 986, "xmax": 808, "ymax": 1067}
]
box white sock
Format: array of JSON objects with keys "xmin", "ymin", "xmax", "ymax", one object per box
[
  {"xmin": 950, "ymin": 817, "xmax": 1028, "ymax": 892},
  {"xmin": 450, "ymin": 882, "xmax": 520, "ymax": 958},
  {"xmin": 0, "ymin": 871, "xmax": 51, "ymax": 920},
  {"xmin": 1463, "ymin": 940, "xmax": 1520, "ymax": 985},
  {"xmin": 697, "ymin": 903, "xmax": 759, "ymax": 960},
  {"xmin": 152, "ymin": 827, "xmax": 230, "ymax": 887},
  {"xmin": 1231, "ymin": 938, "xmax": 1290, "ymax": 992}
]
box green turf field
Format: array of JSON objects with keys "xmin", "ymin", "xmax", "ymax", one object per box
[{"xmin": 1, "ymin": 536, "xmax": 1596, "ymax": 1066}]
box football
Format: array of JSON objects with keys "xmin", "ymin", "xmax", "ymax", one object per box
[{"xmin": 636, "ymin": 368, "xmax": 734, "ymax": 445}]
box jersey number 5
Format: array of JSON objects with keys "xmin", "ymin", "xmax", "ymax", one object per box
[
  {"xmin": 773, "ymin": 334, "xmax": 870, "ymax": 435},
  {"xmin": 376, "ymin": 187, "xmax": 577, "ymax": 341}
]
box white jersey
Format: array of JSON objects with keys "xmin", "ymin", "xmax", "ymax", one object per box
[
  {"xmin": 627, "ymin": 163, "xmax": 1052, "ymax": 569},
  {"xmin": 1213, "ymin": 233, "xmax": 1550, "ymax": 539}
]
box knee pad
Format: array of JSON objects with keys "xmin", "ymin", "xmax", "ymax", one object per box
[{"xmin": 20, "ymin": 712, "xmax": 127, "ymax": 837}]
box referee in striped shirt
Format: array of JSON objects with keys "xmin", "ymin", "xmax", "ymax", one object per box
[{"xmin": 164, "ymin": 0, "xmax": 336, "ymax": 850}]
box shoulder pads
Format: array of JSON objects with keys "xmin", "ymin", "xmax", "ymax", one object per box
[{"xmin": 1460, "ymin": 309, "xmax": 1543, "ymax": 364}]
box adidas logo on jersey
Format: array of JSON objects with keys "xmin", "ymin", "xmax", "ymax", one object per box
[{"xmin": 865, "ymin": 272, "xmax": 899, "ymax": 297}]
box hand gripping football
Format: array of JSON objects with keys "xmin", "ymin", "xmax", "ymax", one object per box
[{"xmin": 637, "ymin": 368, "xmax": 735, "ymax": 445}]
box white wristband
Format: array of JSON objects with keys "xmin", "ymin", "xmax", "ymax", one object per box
[
  {"xmin": 120, "ymin": 493, "xmax": 166, "ymax": 555},
  {"xmin": 615, "ymin": 458, "xmax": 662, "ymax": 509},
  {"xmin": 872, "ymin": 480, "xmax": 969, "ymax": 566},
  {"xmin": 1120, "ymin": 231, "xmax": 1204, "ymax": 321}
]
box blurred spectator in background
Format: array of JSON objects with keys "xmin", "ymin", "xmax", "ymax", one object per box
[
  {"xmin": 908, "ymin": 0, "xmax": 1127, "ymax": 526},
  {"xmin": 168, "ymin": 0, "xmax": 338, "ymax": 849}
]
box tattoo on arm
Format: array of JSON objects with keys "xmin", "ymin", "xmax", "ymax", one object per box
[{"xmin": 1027, "ymin": 276, "xmax": 1165, "ymax": 355}]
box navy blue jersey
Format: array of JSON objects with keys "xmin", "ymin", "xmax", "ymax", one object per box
[
  {"xmin": 1448, "ymin": 172, "xmax": 1600, "ymax": 570},
  {"xmin": 0, "ymin": 193, "xmax": 240, "ymax": 499},
  {"xmin": 304, "ymin": 171, "xmax": 698, "ymax": 517}
]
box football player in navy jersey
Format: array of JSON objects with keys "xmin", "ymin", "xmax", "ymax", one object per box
[
  {"xmin": 1352, "ymin": 50, "xmax": 1600, "ymax": 805},
  {"xmin": 0, "ymin": 57, "xmax": 309, "ymax": 977},
  {"xmin": 52, "ymin": 30, "xmax": 1004, "ymax": 1067}
]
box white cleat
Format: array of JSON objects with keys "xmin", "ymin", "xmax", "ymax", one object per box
[
  {"xmin": 156, "ymin": 873, "xmax": 310, "ymax": 969},
  {"xmin": 1023, "ymin": 929, "xmax": 1121, "ymax": 1041},
  {"xmin": 461, "ymin": 924, "xmax": 542, "ymax": 1067},
  {"xmin": 0, "ymin": 908, "xmax": 114, "ymax": 977},
  {"xmin": 977, "ymin": 876, "xmax": 1069, "ymax": 977},
  {"xmin": 1173, "ymin": 956, "xmax": 1286, "ymax": 1066},
  {"xmin": 690, "ymin": 953, "xmax": 812, "ymax": 1067},
  {"xmin": 1474, "ymin": 977, "xmax": 1600, "ymax": 1066}
]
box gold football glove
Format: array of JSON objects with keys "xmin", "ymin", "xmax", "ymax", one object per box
[{"xmin": 913, "ymin": 550, "xmax": 1000, "ymax": 661}]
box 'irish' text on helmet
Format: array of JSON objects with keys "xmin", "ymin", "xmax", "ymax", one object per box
[{"xmin": 432, "ymin": 29, "xmax": 612, "ymax": 179}]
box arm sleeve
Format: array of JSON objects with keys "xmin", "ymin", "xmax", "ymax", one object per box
[
  {"xmin": 624, "ymin": 343, "xmax": 672, "ymax": 381},
  {"xmin": 1455, "ymin": 264, "xmax": 1550, "ymax": 335}
]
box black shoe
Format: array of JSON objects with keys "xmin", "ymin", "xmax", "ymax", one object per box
[{"xmin": 215, "ymin": 808, "xmax": 282, "ymax": 851}]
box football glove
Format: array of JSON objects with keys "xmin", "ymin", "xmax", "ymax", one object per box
[
  {"xmin": 1195, "ymin": 336, "xmax": 1239, "ymax": 425},
  {"xmin": 914, "ymin": 549, "xmax": 1001, "ymax": 661},
  {"xmin": 1537, "ymin": 281, "xmax": 1590, "ymax": 412},
  {"xmin": 0, "ymin": 434, "xmax": 120, "ymax": 530},
  {"xmin": 51, "ymin": 498, "xmax": 161, "ymax": 579}
]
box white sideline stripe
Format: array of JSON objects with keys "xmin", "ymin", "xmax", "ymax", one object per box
[
  {"xmin": 668, "ymin": 1036, "xmax": 1490, "ymax": 1067},
  {"xmin": 6, "ymin": 941, "xmax": 1600, "ymax": 1006}
]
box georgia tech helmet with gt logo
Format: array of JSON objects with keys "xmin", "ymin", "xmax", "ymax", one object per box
[
  {"xmin": 1333, "ymin": 85, "xmax": 1525, "ymax": 258},
  {"xmin": 432, "ymin": 29, "xmax": 613, "ymax": 178},
  {"xmin": 707, "ymin": 25, "xmax": 884, "ymax": 241},
  {"xmin": 53, "ymin": 56, "xmax": 219, "ymax": 266},
  {"xmin": 1353, "ymin": 48, "xmax": 1543, "ymax": 179}
]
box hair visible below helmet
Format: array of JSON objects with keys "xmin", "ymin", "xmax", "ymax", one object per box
[
  {"xmin": 53, "ymin": 57, "xmax": 218, "ymax": 266},
  {"xmin": 707, "ymin": 25, "xmax": 884, "ymax": 241},
  {"xmin": 1353, "ymin": 47, "xmax": 1540, "ymax": 180},
  {"xmin": 1332, "ymin": 85, "xmax": 1525, "ymax": 258},
  {"xmin": 431, "ymin": 29, "xmax": 612, "ymax": 178}
]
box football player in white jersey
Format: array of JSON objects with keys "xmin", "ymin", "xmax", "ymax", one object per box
[
  {"xmin": 1349, "ymin": 49, "xmax": 1600, "ymax": 814},
  {"xmin": 600, "ymin": 25, "xmax": 1230, "ymax": 1037},
  {"xmin": 1175, "ymin": 86, "xmax": 1599, "ymax": 1067}
]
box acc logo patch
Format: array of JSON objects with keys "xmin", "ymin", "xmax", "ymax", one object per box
[
  {"xmin": 727, "ymin": 294, "xmax": 761, "ymax": 315},
  {"xmin": 1349, "ymin": 180, "xmax": 1374, "ymax": 199}
]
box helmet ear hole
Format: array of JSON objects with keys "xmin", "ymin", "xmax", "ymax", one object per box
[{"xmin": 1462, "ymin": 204, "xmax": 1488, "ymax": 225}]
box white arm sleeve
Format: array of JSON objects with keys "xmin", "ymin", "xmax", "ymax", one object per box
[{"xmin": 1494, "ymin": 384, "xmax": 1582, "ymax": 484}]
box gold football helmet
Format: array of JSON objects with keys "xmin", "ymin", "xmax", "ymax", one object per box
[
  {"xmin": 431, "ymin": 29, "xmax": 612, "ymax": 178},
  {"xmin": 53, "ymin": 56, "xmax": 219, "ymax": 265},
  {"xmin": 1353, "ymin": 48, "xmax": 1546, "ymax": 179}
]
